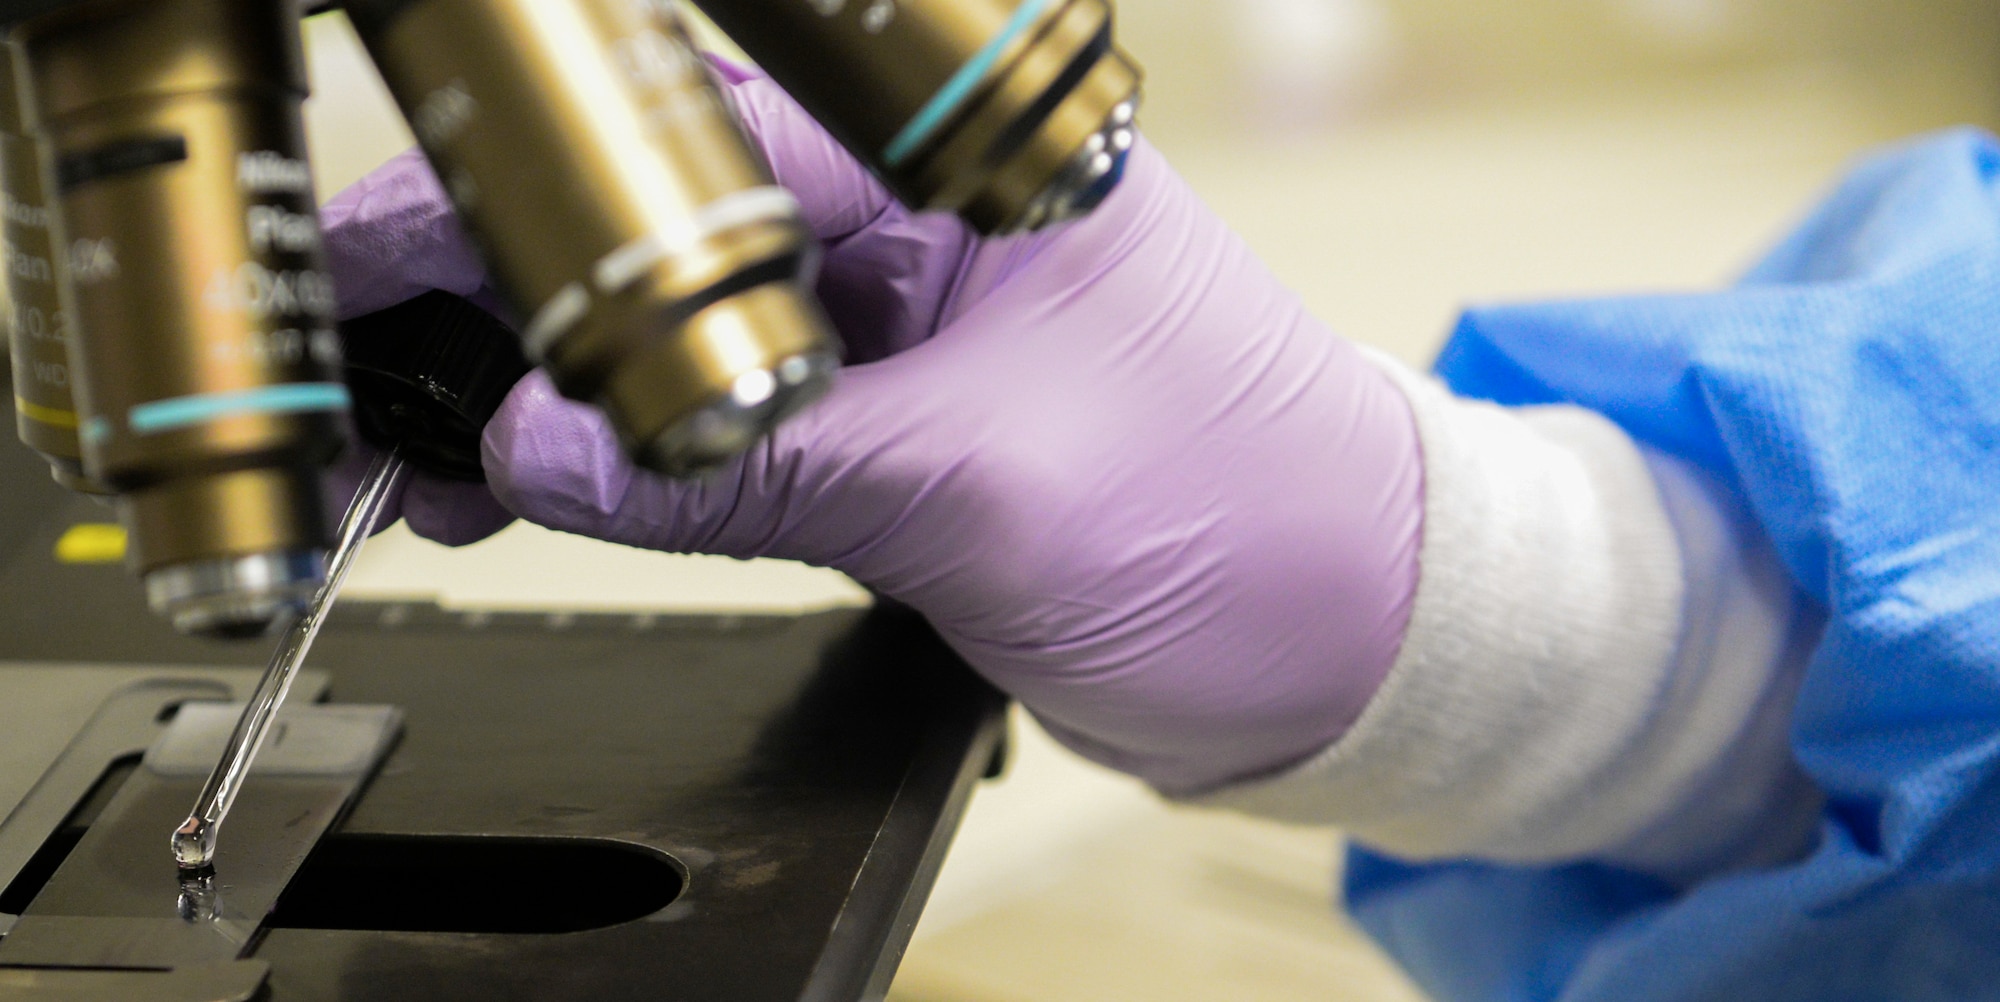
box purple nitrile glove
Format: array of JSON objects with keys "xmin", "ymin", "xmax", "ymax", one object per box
[
  {"xmin": 320, "ymin": 76, "xmax": 1424, "ymax": 794},
  {"xmin": 320, "ymin": 148, "xmax": 516, "ymax": 546}
]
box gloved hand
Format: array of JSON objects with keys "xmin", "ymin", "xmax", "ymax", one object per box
[
  {"xmin": 320, "ymin": 160, "xmax": 516, "ymax": 546},
  {"xmin": 322, "ymin": 73, "xmax": 1425, "ymax": 794}
]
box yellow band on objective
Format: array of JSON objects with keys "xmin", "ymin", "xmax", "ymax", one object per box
[
  {"xmin": 15, "ymin": 396, "xmax": 79, "ymax": 429},
  {"xmin": 54, "ymin": 523, "xmax": 127, "ymax": 564}
]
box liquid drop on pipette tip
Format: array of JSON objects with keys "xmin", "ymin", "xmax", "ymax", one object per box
[{"xmin": 172, "ymin": 818, "xmax": 216, "ymax": 873}]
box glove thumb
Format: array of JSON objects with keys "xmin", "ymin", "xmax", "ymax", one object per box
[{"xmin": 481, "ymin": 356, "xmax": 962, "ymax": 583}]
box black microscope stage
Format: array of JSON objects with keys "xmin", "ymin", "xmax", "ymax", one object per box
[{"xmin": 0, "ymin": 435, "xmax": 1006, "ymax": 1001}]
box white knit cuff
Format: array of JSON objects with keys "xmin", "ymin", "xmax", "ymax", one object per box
[{"xmin": 1189, "ymin": 353, "xmax": 1821, "ymax": 881}]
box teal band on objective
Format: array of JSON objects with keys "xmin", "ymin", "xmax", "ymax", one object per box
[
  {"xmin": 881, "ymin": 0, "xmax": 1055, "ymax": 167},
  {"xmin": 128, "ymin": 383, "xmax": 351, "ymax": 435}
]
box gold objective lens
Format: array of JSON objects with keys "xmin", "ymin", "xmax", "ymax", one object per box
[
  {"xmin": 349, "ymin": 0, "xmax": 839, "ymax": 476},
  {"xmin": 693, "ymin": 0, "xmax": 1141, "ymax": 234},
  {"xmin": 17, "ymin": 0, "xmax": 346, "ymax": 638},
  {"xmin": 0, "ymin": 41, "xmax": 101, "ymax": 493}
]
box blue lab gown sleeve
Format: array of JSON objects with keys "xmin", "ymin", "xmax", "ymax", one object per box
[{"xmin": 1343, "ymin": 127, "xmax": 2000, "ymax": 1002}]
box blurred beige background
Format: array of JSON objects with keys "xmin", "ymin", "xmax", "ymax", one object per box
[{"xmin": 302, "ymin": 3, "xmax": 2000, "ymax": 999}]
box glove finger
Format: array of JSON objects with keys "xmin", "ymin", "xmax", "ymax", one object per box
[
  {"xmin": 721, "ymin": 74, "xmax": 895, "ymax": 244},
  {"xmin": 477, "ymin": 370, "xmax": 640, "ymax": 546},
  {"xmin": 399, "ymin": 476, "xmax": 517, "ymax": 546},
  {"xmin": 324, "ymin": 432, "xmax": 518, "ymax": 547},
  {"xmin": 481, "ymin": 360, "xmax": 952, "ymax": 577},
  {"xmin": 726, "ymin": 76, "xmax": 986, "ymax": 362},
  {"xmin": 323, "ymin": 436, "xmax": 411, "ymax": 537},
  {"xmin": 321, "ymin": 148, "xmax": 486, "ymax": 320}
]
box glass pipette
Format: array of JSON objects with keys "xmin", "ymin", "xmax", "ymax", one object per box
[{"xmin": 171, "ymin": 445, "xmax": 407, "ymax": 872}]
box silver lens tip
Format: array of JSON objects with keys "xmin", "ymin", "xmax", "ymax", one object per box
[
  {"xmin": 145, "ymin": 549, "xmax": 326, "ymax": 638},
  {"xmin": 1013, "ymin": 96, "xmax": 1142, "ymax": 233},
  {"xmin": 638, "ymin": 349, "xmax": 839, "ymax": 477}
]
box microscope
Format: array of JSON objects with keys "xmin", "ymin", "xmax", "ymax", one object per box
[
  {"xmin": 0, "ymin": 0, "xmax": 1141, "ymax": 640},
  {"xmin": 0, "ymin": 2, "xmax": 1136, "ymax": 996}
]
